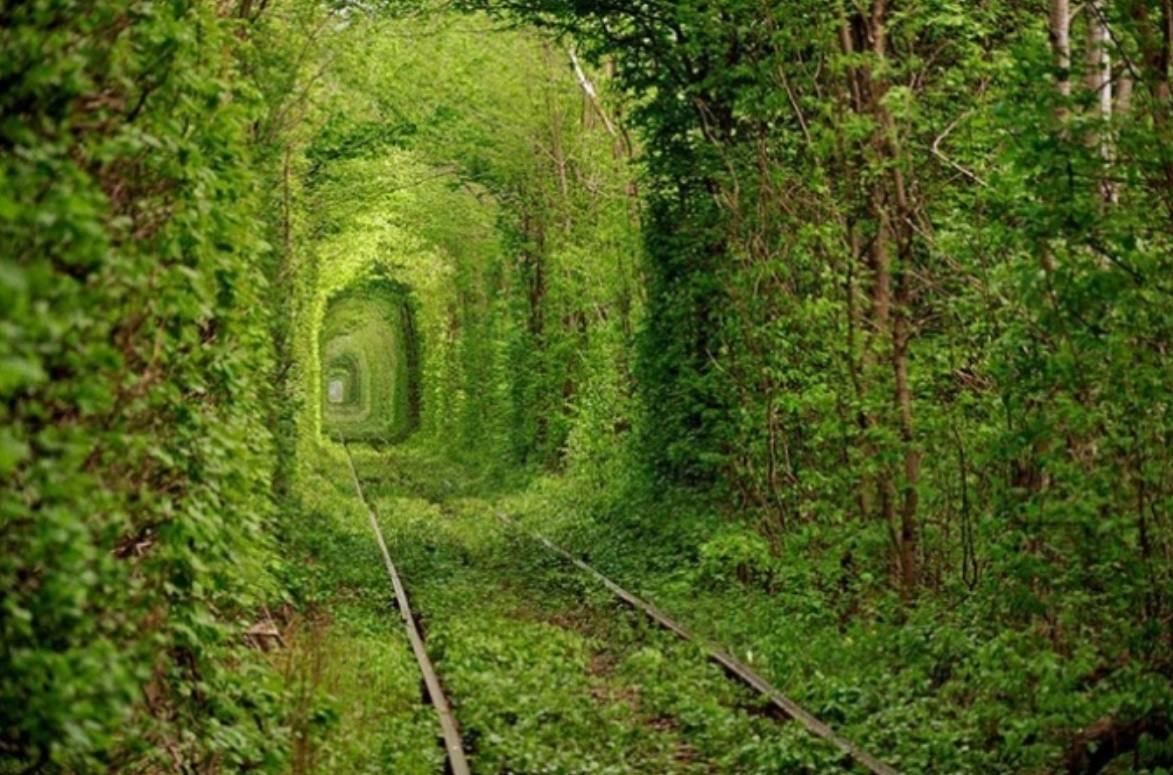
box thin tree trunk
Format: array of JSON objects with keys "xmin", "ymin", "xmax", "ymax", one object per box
[
  {"xmin": 1086, "ymin": 3, "xmax": 1113, "ymax": 120},
  {"xmin": 568, "ymin": 48, "xmax": 619, "ymax": 138},
  {"xmin": 1052, "ymin": 0, "xmax": 1072, "ymax": 101},
  {"xmin": 893, "ymin": 259, "xmax": 920, "ymax": 593},
  {"xmin": 1087, "ymin": 1, "xmax": 1115, "ymax": 200},
  {"xmin": 872, "ymin": 0, "xmax": 920, "ymax": 594},
  {"xmin": 1115, "ymin": 72, "xmax": 1134, "ymax": 116},
  {"xmin": 1159, "ymin": 0, "xmax": 1172, "ymax": 103}
]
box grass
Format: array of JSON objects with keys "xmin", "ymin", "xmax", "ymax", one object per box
[
  {"xmin": 280, "ymin": 440, "xmax": 859, "ymax": 773},
  {"xmin": 497, "ymin": 472, "xmax": 1173, "ymax": 774},
  {"xmin": 278, "ymin": 438, "xmax": 1173, "ymax": 772},
  {"xmin": 274, "ymin": 451, "xmax": 444, "ymax": 774}
]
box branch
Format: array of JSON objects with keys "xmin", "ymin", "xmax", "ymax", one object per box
[
  {"xmin": 930, "ymin": 111, "xmax": 989, "ymax": 188},
  {"xmin": 568, "ymin": 46, "xmax": 617, "ymax": 138}
]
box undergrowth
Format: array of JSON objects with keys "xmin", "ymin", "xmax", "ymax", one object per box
[{"xmin": 502, "ymin": 472, "xmax": 1173, "ymax": 773}]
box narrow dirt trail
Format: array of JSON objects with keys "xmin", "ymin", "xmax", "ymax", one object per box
[{"xmin": 343, "ymin": 443, "xmax": 879, "ymax": 774}]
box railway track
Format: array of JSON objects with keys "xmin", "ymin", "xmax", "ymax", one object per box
[
  {"xmin": 343, "ymin": 444, "xmax": 471, "ymax": 775},
  {"xmin": 494, "ymin": 512, "xmax": 899, "ymax": 775},
  {"xmin": 344, "ymin": 443, "xmax": 899, "ymax": 774}
]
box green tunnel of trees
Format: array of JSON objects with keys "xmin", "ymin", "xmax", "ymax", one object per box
[
  {"xmin": 319, "ymin": 279, "xmax": 421, "ymax": 442},
  {"xmin": 1, "ymin": 0, "xmax": 1171, "ymax": 772}
]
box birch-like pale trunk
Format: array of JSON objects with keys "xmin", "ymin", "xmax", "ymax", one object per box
[
  {"xmin": 1042, "ymin": 0, "xmax": 1073, "ymax": 268},
  {"xmin": 1052, "ymin": 0, "xmax": 1072, "ymax": 100},
  {"xmin": 1087, "ymin": 2, "xmax": 1113, "ymax": 121},
  {"xmin": 1087, "ymin": 1, "xmax": 1114, "ymax": 200}
]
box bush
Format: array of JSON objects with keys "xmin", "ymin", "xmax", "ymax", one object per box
[{"xmin": 696, "ymin": 528, "xmax": 774, "ymax": 590}]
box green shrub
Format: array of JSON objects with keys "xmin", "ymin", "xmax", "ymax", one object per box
[{"xmin": 696, "ymin": 528, "xmax": 774, "ymax": 589}]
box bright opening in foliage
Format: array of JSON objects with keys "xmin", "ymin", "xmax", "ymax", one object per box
[{"xmin": 320, "ymin": 279, "xmax": 420, "ymax": 442}]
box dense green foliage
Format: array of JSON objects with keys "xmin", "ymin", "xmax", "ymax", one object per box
[
  {"xmin": 461, "ymin": 1, "xmax": 1173, "ymax": 766},
  {"xmin": 2, "ymin": 1, "xmax": 286, "ymax": 769},
  {"xmin": 470, "ymin": 0, "xmax": 1173, "ymax": 600},
  {"xmin": 3, "ymin": 0, "xmax": 1171, "ymax": 772}
]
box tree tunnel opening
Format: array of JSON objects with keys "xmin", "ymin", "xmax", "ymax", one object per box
[{"xmin": 319, "ymin": 277, "xmax": 421, "ymax": 443}]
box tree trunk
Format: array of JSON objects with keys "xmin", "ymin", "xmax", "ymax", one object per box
[
  {"xmin": 1086, "ymin": 3, "xmax": 1112, "ymax": 119},
  {"xmin": 838, "ymin": 0, "xmax": 922, "ymax": 594},
  {"xmin": 893, "ymin": 257, "xmax": 920, "ymax": 594},
  {"xmin": 1051, "ymin": 0, "xmax": 1072, "ymax": 100}
]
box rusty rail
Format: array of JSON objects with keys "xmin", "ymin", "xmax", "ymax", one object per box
[
  {"xmin": 344, "ymin": 445, "xmax": 470, "ymax": 775},
  {"xmin": 495, "ymin": 511, "xmax": 900, "ymax": 775}
]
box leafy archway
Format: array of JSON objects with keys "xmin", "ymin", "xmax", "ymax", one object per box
[{"xmin": 319, "ymin": 278, "xmax": 421, "ymax": 442}]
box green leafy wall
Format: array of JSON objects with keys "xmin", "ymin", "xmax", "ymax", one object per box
[{"xmin": 1, "ymin": 0, "xmax": 288, "ymax": 769}]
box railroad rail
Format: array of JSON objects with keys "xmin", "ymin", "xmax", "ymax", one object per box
[
  {"xmin": 495, "ymin": 511, "xmax": 900, "ymax": 775},
  {"xmin": 343, "ymin": 445, "xmax": 471, "ymax": 775}
]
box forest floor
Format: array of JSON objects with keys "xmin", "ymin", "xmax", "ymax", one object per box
[
  {"xmin": 274, "ymin": 442, "xmax": 1168, "ymax": 773},
  {"xmin": 276, "ymin": 443, "xmax": 865, "ymax": 773}
]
